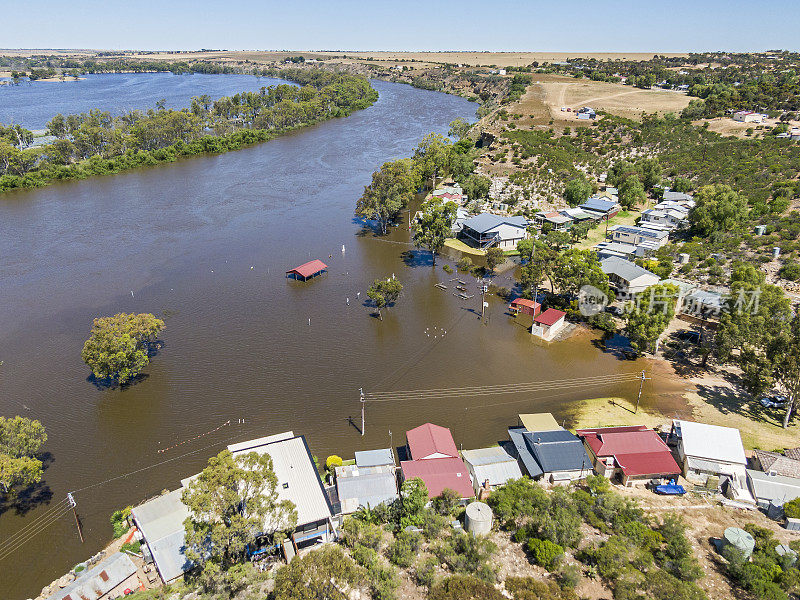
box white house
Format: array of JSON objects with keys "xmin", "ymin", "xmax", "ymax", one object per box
[
  {"xmin": 600, "ymin": 256, "xmax": 660, "ymax": 297},
  {"xmin": 733, "ymin": 111, "xmax": 763, "ymax": 123},
  {"xmin": 640, "ymin": 207, "xmax": 688, "ymax": 230},
  {"xmin": 460, "ymin": 213, "xmax": 529, "ymax": 249},
  {"xmin": 747, "ymin": 470, "xmax": 800, "ymax": 510},
  {"xmin": 670, "ymin": 420, "xmax": 751, "ymax": 499},
  {"xmin": 531, "ymin": 308, "xmax": 567, "ymax": 341},
  {"xmin": 608, "ymin": 225, "xmax": 669, "ymax": 249}
]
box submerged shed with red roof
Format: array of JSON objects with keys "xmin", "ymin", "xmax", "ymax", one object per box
[
  {"xmin": 286, "ymin": 259, "xmax": 328, "ymax": 281},
  {"xmin": 576, "ymin": 425, "xmax": 680, "ymax": 486},
  {"xmin": 509, "ymin": 298, "xmax": 541, "ymax": 317},
  {"xmin": 532, "ymin": 308, "xmax": 567, "ymax": 341}
]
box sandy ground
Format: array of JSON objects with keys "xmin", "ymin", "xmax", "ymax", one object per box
[
  {"xmin": 696, "ymin": 116, "xmax": 800, "ymax": 139},
  {"xmin": 541, "ymin": 79, "xmax": 692, "ymax": 120}
]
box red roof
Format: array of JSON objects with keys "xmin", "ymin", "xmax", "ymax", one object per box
[
  {"xmin": 286, "ymin": 259, "xmax": 328, "ymax": 279},
  {"xmin": 615, "ymin": 451, "xmax": 681, "ymax": 477},
  {"xmin": 534, "ymin": 308, "xmax": 566, "ymax": 327},
  {"xmin": 401, "ymin": 458, "xmax": 474, "ymax": 498},
  {"xmin": 577, "ymin": 426, "xmax": 679, "ymax": 477},
  {"xmin": 510, "ymin": 298, "xmax": 539, "ymax": 309},
  {"xmin": 406, "ymin": 423, "xmax": 458, "ymax": 460},
  {"xmin": 579, "ymin": 428, "xmax": 669, "ymax": 457}
]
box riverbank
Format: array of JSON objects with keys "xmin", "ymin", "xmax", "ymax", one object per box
[
  {"xmin": 0, "ymin": 68, "xmax": 378, "ymax": 195},
  {"xmin": 569, "ymin": 366, "xmax": 800, "ymax": 451}
]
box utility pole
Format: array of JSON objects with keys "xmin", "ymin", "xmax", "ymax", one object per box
[
  {"xmin": 635, "ymin": 370, "xmax": 650, "ymax": 413},
  {"xmin": 360, "ymin": 388, "xmax": 365, "ymax": 437},
  {"xmin": 68, "ymin": 493, "xmax": 84, "ymax": 543},
  {"xmin": 480, "ymin": 281, "xmax": 488, "ymax": 321}
]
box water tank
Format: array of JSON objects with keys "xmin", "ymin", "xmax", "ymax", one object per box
[
  {"xmin": 774, "ymin": 247, "xmax": 781, "ymax": 258},
  {"xmin": 776, "ymin": 544, "xmax": 798, "ymax": 566},
  {"xmin": 678, "ymin": 253, "xmax": 690, "ymax": 265},
  {"xmin": 721, "ymin": 527, "xmax": 755, "ymax": 559},
  {"xmin": 755, "ymin": 225, "xmax": 767, "ymax": 236},
  {"xmin": 464, "ymin": 501, "xmax": 493, "ymax": 535}
]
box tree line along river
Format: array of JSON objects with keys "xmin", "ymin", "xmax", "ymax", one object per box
[{"xmin": 0, "ymin": 73, "xmax": 667, "ymax": 599}]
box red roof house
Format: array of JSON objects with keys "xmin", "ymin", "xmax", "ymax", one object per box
[
  {"xmin": 532, "ymin": 308, "xmax": 567, "ymax": 341},
  {"xmin": 509, "ymin": 298, "xmax": 541, "ymax": 317},
  {"xmin": 406, "ymin": 423, "xmax": 459, "ymax": 460},
  {"xmin": 402, "ymin": 424, "xmax": 473, "ymax": 498},
  {"xmin": 576, "ymin": 426, "xmax": 680, "ymax": 485},
  {"xmin": 400, "ymin": 457, "xmax": 474, "ymax": 498},
  {"xmin": 286, "ymin": 259, "xmax": 328, "ymax": 281}
]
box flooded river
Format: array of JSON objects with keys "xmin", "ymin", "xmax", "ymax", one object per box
[{"xmin": 0, "ymin": 77, "xmax": 677, "ymax": 598}]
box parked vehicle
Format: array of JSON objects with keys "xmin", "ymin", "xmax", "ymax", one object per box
[{"xmin": 760, "ymin": 394, "xmax": 788, "ymax": 408}]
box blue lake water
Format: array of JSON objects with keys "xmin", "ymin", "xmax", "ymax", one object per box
[{"xmin": 0, "ymin": 72, "xmax": 289, "ymax": 129}]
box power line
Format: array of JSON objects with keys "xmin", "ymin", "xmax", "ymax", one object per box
[
  {"xmin": 0, "ymin": 497, "xmax": 69, "ymax": 548},
  {"xmin": 364, "ymin": 372, "xmax": 645, "ymax": 402},
  {"xmin": 0, "ymin": 505, "xmax": 73, "ymax": 562}
]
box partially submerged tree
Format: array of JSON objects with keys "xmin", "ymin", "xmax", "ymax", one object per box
[
  {"xmin": 485, "ymin": 246, "xmax": 505, "ymax": 274},
  {"xmin": 355, "ymin": 158, "xmax": 416, "ymax": 235},
  {"xmin": 412, "ymin": 197, "xmax": 457, "ymax": 266},
  {"xmin": 182, "ymin": 449, "xmax": 297, "ymax": 587},
  {"xmin": 367, "ymin": 277, "xmax": 403, "ymax": 320},
  {"xmin": 81, "ymin": 312, "xmax": 165, "ymax": 384},
  {"xmin": 411, "ymin": 132, "xmax": 451, "ymax": 190},
  {"xmin": 0, "ymin": 416, "xmax": 47, "ymax": 498},
  {"xmin": 624, "ymin": 283, "xmax": 679, "ymax": 354}
]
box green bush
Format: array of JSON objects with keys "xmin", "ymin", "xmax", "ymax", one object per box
[
  {"xmin": 557, "ymin": 562, "xmax": 582, "ymax": 589},
  {"xmin": 527, "ymin": 538, "xmax": 564, "ymax": 570},
  {"xmin": 415, "ymin": 555, "xmax": 439, "ymax": 588},
  {"xmin": 431, "ymin": 488, "xmax": 462, "ymax": 517},
  {"xmin": 341, "ymin": 516, "xmax": 383, "ymax": 551},
  {"xmin": 434, "ymin": 531, "xmax": 497, "ymax": 582},
  {"xmin": 121, "ymin": 540, "xmax": 141, "ymax": 554},
  {"xmin": 783, "ymin": 496, "xmax": 800, "ymax": 519},
  {"xmin": 457, "ymin": 256, "xmax": 473, "ymax": 272},
  {"xmin": 386, "ymin": 530, "xmax": 421, "ymax": 568},
  {"xmin": 443, "ymin": 264, "xmax": 454, "ymax": 274},
  {"xmin": 109, "ymin": 506, "xmax": 132, "ymax": 539},
  {"xmin": 505, "ymin": 577, "xmax": 579, "ymax": 600},
  {"xmin": 428, "ymin": 575, "xmax": 505, "ymax": 600}
]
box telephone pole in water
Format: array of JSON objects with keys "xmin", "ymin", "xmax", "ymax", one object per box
[
  {"xmin": 635, "ymin": 370, "xmax": 650, "ymax": 413},
  {"xmin": 68, "ymin": 492, "xmax": 84, "ymax": 543},
  {"xmin": 360, "ymin": 388, "xmax": 365, "ymax": 437}
]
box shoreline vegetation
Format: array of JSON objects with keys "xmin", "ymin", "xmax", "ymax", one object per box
[{"xmin": 0, "ymin": 67, "xmax": 378, "ymax": 194}]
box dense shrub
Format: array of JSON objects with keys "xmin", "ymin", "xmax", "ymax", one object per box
[
  {"xmin": 434, "ymin": 531, "xmax": 497, "ymax": 582},
  {"xmin": 341, "ymin": 516, "xmax": 383, "ymax": 551},
  {"xmin": 526, "ymin": 538, "xmax": 564, "ymax": 570},
  {"xmin": 428, "ymin": 575, "xmax": 505, "ymax": 600},
  {"xmin": 386, "ymin": 530, "xmax": 421, "ymax": 568}
]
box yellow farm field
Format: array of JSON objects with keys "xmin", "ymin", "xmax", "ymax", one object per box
[{"xmin": 541, "ymin": 79, "xmax": 692, "ymax": 119}]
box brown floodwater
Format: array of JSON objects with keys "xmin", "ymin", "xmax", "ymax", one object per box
[{"xmin": 0, "ymin": 80, "xmax": 682, "ymax": 598}]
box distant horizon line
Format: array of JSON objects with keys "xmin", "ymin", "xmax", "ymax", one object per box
[{"xmin": 1, "ymin": 48, "xmax": 787, "ymax": 54}]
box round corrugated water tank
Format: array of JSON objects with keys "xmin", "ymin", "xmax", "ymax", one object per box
[
  {"xmin": 776, "ymin": 544, "xmax": 798, "ymax": 566},
  {"xmin": 722, "ymin": 527, "xmax": 755, "ymax": 559},
  {"xmin": 464, "ymin": 501, "xmax": 493, "ymax": 535}
]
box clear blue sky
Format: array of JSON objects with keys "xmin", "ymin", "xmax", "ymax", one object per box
[{"xmin": 4, "ymin": 0, "xmax": 799, "ymax": 53}]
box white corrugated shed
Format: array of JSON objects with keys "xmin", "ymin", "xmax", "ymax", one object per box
[
  {"xmin": 132, "ymin": 489, "xmax": 193, "ymax": 583},
  {"xmin": 674, "ymin": 420, "xmax": 746, "ymax": 465},
  {"xmin": 228, "ymin": 433, "xmax": 332, "ymax": 528}
]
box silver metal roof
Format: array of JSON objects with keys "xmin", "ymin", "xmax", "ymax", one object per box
[
  {"xmin": 46, "ymin": 552, "xmax": 136, "ymax": 600},
  {"xmin": 355, "ymin": 448, "xmax": 395, "ymax": 467},
  {"xmin": 132, "ymin": 489, "xmax": 193, "ymax": 583},
  {"xmin": 229, "ymin": 433, "xmax": 333, "ymax": 528},
  {"xmin": 747, "ymin": 469, "xmax": 800, "ymax": 505}
]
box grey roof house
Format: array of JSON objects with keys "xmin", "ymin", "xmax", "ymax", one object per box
[
  {"xmin": 461, "ymin": 446, "xmax": 523, "ymax": 494},
  {"xmin": 335, "ymin": 448, "xmax": 398, "ymax": 514},
  {"xmin": 507, "ymin": 427, "xmax": 592, "ymax": 483},
  {"xmin": 459, "ymin": 213, "xmax": 529, "ymax": 249},
  {"xmin": 600, "ymin": 256, "xmax": 660, "ymax": 296}
]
